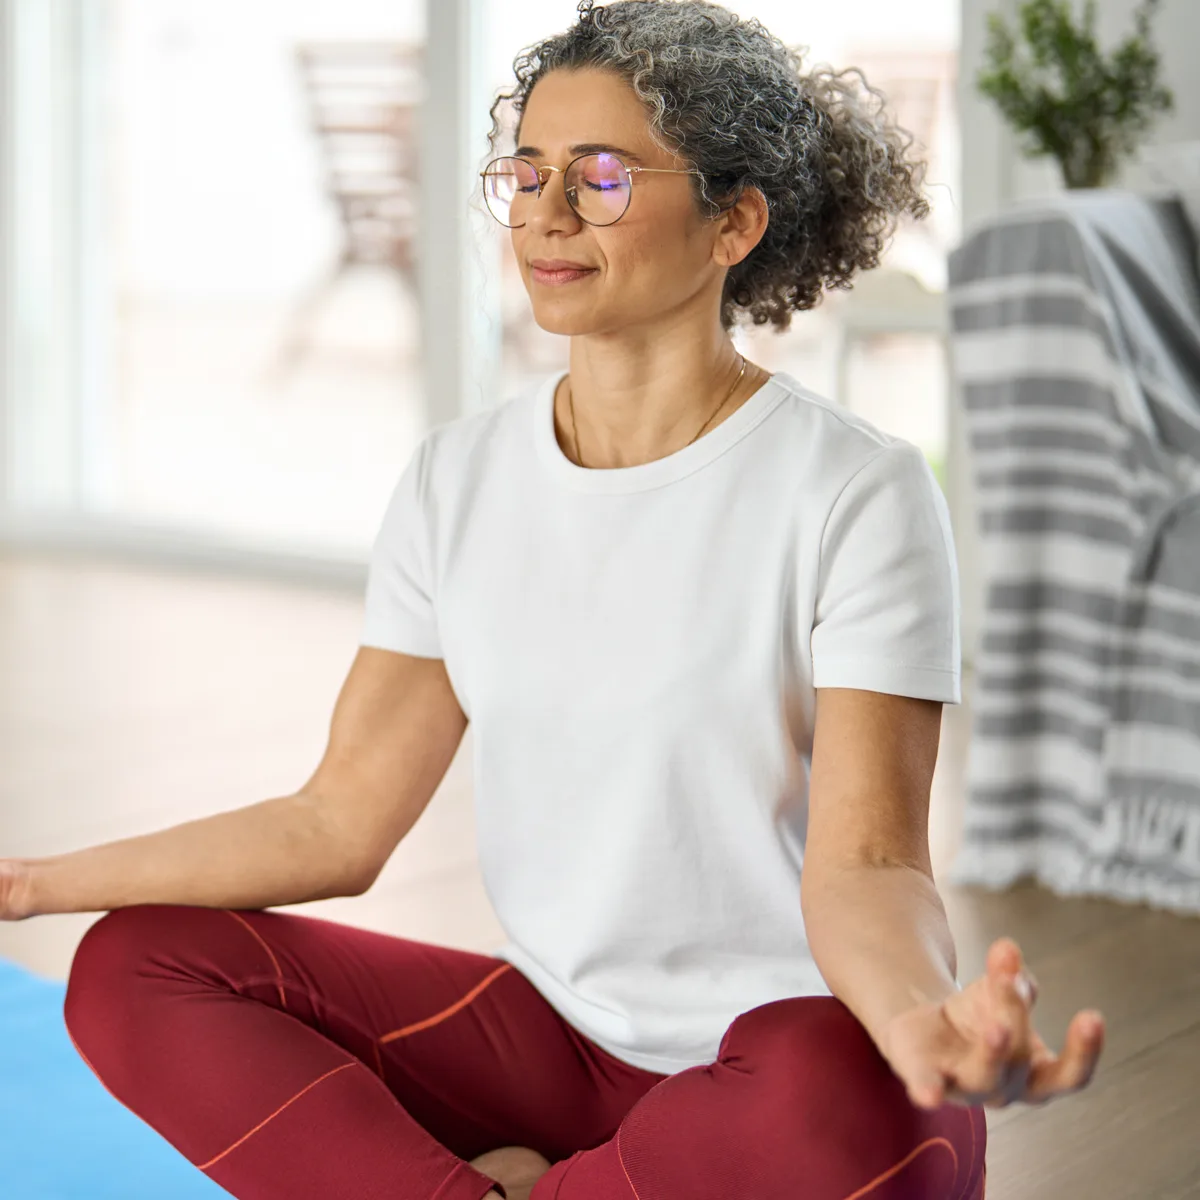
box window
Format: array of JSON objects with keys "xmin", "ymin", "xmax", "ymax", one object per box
[{"xmin": 95, "ymin": 0, "xmax": 428, "ymax": 553}]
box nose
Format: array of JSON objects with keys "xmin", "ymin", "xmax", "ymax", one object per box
[{"xmin": 524, "ymin": 165, "xmax": 581, "ymax": 233}]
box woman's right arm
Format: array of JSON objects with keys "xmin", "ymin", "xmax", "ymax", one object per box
[{"xmin": 0, "ymin": 646, "xmax": 467, "ymax": 921}]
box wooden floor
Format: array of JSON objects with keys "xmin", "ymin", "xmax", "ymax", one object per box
[{"xmin": 1, "ymin": 550, "xmax": 1198, "ymax": 1199}]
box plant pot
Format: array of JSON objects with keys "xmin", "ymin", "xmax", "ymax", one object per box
[{"xmin": 1058, "ymin": 150, "xmax": 1120, "ymax": 190}]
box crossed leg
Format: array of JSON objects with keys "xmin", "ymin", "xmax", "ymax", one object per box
[
  {"xmin": 534, "ymin": 997, "xmax": 986, "ymax": 1200},
  {"xmin": 64, "ymin": 904, "xmax": 984, "ymax": 1200}
]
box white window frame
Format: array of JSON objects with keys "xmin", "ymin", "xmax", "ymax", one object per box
[
  {"xmin": 1, "ymin": 0, "xmax": 85, "ymax": 518},
  {"xmin": 0, "ymin": 0, "xmax": 499, "ymax": 587}
]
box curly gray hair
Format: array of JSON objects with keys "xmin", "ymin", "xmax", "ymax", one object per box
[{"xmin": 486, "ymin": 0, "xmax": 930, "ymax": 332}]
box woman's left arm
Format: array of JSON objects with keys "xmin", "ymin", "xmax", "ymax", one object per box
[{"xmin": 801, "ymin": 687, "xmax": 1106, "ymax": 1110}]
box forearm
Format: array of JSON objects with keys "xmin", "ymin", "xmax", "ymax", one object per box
[
  {"xmin": 801, "ymin": 862, "xmax": 960, "ymax": 1055},
  {"xmin": 21, "ymin": 790, "xmax": 370, "ymax": 918}
]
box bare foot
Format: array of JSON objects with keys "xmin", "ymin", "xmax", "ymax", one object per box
[{"xmin": 471, "ymin": 1146, "xmax": 552, "ymax": 1200}]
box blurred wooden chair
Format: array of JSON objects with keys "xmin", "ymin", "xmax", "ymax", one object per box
[
  {"xmin": 270, "ymin": 40, "xmax": 422, "ymax": 378},
  {"xmin": 831, "ymin": 267, "xmax": 948, "ymax": 409}
]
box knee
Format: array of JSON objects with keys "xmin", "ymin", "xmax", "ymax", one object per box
[
  {"xmin": 722, "ymin": 996, "xmax": 877, "ymax": 1070},
  {"xmin": 720, "ymin": 997, "xmax": 905, "ymax": 1116},
  {"xmin": 64, "ymin": 905, "xmax": 206, "ymax": 1067},
  {"xmin": 715, "ymin": 999, "xmax": 951, "ymax": 1185}
]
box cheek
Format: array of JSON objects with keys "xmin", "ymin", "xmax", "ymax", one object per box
[{"xmin": 603, "ymin": 222, "xmax": 700, "ymax": 290}]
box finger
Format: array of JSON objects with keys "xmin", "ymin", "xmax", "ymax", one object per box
[
  {"xmin": 984, "ymin": 970, "xmax": 1035, "ymax": 1055},
  {"xmin": 935, "ymin": 1034, "xmax": 1008, "ymax": 1106},
  {"xmin": 1012, "ymin": 968, "xmax": 1038, "ymax": 1010},
  {"xmin": 984, "ymin": 939, "xmax": 1037, "ymax": 1026},
  {"xmin": 904, "ymin": 1065, "xmax": 947, "ymax": 1110},
  {"xmin": 943, "ymin": 1078, "xmax": 1022, "ymax": 1109},
  {"xmin": 943, "ymin": 964, "xmax": 1022, "ymax": 1052},
  {"xmin": 962, "ymin": 1046, "xmax": 1031, "ymax": 1108},
  {"xmin": 1026, "ymin": 1010, "xmax": 1105, "ymax": 1101},
  {"xmin": 941, "ymin": 957, "xmax": 1035, "ymax": 1107},
  {"xmin": 887, "ymin": 1017, "xmax": 956, "ymax": 1110},
  {"xmin": 986, "ymin": 936, "xmax": 1024, "ymax": 981},
  {"xmin": 942, "ymin": 1041, "xmax": 1030, "ymax": 1109},
  {"xmin": 1028, "ymin": 1030, "xmax": 1055, "ymax": 1067},
  {"xmin": 945, "ymin": 981, "xmax": 1034, "ymax": 1103}
]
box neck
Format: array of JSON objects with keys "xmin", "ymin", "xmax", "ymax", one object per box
[{"xmin": 554, "ymin": 328, "xmax": 767, "ymax": 469}]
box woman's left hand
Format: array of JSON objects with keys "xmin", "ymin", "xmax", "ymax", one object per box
[{"xmin": 880, "ymin": 936, "xmax": 1106, "ymax": 1110}]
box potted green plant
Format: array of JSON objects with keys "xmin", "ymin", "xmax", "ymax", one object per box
[{"xmin": 976, "ymin": 0, "xmax": 1174, "ymax": 189}]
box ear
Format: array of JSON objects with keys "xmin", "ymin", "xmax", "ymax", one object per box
[{"xmin": 713, "ymin": 183, "xmax": 769, "ymax": 268}]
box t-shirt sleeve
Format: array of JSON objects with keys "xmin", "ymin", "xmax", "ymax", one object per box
[
  {"xmin": 809, "ymin": 440, "xmax": 961, "ymax": 703},
  {"xmin": 360, "ymin": 436, "xmax": 443, "ymax": 658}
]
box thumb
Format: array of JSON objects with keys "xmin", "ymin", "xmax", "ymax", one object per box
[
  {"xmin": 904, "ymin": 1065, "xmax": 946, "ymax": 1109},
  {"xmin": 886, "ymin": 1034, "xmax": 947, "ymax": 1109}
]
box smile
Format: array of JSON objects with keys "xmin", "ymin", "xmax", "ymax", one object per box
[{"xmin": 531, "ymin": 265, "xmax": 598, "ymax": 286}]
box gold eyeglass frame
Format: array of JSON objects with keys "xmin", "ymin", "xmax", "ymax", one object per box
[{"xmin": 479, "ymin": 153, "xmax": 706, "ymax": 228}]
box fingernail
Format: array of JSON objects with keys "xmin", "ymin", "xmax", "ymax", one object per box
[{"xmin": 1013, "ymin": 974, "xmax": 1032, "ymax": 1004}]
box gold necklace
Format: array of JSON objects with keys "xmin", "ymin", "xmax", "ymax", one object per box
[{"xmin": 567, "ymin": 354, "xmax": 748, "ymax": 469}]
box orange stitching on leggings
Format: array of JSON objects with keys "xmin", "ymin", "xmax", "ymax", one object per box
[
  {"xmin": 196, "ymin": 1061, "xmax": 356, "ymax": 1172},
  {"xmin": 225, "ymin": 910, "xmax": 287, "ymax": 1009},
  {"xmin": 954, "ymin": 1109, "xmax": 978, "ymax": 1200},
  {"xmin": 615, "ymin": 1126, "xmax": 643, "ymax": 1199},
  {"xmin": 839, "ymin": 1137, "xmax": 959, "ymax": 1200},
  {"xmin": 378, "ymin": 963, "xmax": 512, "ymax": 1044},
  {"xmin": 66, "ymin": 1027, "xmax": 129, "ymax": 1114}
]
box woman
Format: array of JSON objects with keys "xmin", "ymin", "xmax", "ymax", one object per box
[{"xmin": 0, "ymin": 3, "xmax": 1105, "ymax": 1198}]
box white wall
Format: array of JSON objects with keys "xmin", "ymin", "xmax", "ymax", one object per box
[
  {"xmin": 960, "ymin": 0, "xmax": 1200, "ymax": 228},
  {"xmin": 1100, "ymin": 0, "xmax": 1200, "ymax": 147}
]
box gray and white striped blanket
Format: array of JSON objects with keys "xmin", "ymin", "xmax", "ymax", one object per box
[{"xmin": 946, "ymin": 190, "xmax": 1200, "ymax": 915}]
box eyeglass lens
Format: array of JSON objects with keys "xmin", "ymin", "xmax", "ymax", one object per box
[{"xmin": 483, "ymin": 153, "xmax": 631, "ymax": 227}]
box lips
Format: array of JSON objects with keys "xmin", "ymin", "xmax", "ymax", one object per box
[
  {"xmin": 531, "ymin": 259, "xmax": 593, "ymax": 271},
  {"xmin": 530, "ymin": 261, "xmax": 598, "ymax": 286}
]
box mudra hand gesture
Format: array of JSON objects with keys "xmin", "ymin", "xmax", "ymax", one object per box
[{"xmin": 882, "ymin": 936, "xmax": 1106, "ymax": 1110}]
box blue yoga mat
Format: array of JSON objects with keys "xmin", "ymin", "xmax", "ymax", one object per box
[{"xmin": 0, "ymin": 957, "xmax": 227, "ymax": 1199}]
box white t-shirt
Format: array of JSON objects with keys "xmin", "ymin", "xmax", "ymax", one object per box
[{"xmin": 361, "ymin": 367, "xmax": 961, "ymax": 1074}]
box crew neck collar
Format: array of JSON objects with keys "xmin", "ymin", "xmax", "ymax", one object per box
[{"xmin": 533, "ymin": 367, "xmax": 789, "ymax": 494}]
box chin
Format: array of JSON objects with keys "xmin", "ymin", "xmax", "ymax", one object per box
[{"xmin": 529, "ymin": 307, "xmax": 604, "ymax": 337}]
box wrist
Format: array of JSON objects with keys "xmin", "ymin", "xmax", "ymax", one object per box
[
  {"xmin": 1, "ymin": 857, "xmax": 41, "ymax": 920},
  {"xmin": 871, "ymin": 978, "xmax": 961, "ymax": 1061}
]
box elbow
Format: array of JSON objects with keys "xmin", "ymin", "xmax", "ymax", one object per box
[
  {"xmin": 297, "ymin": 788, "xmax": 384, "ymax": 899},
  {"xmin": 340, "ymin": 848, "xmax": 383, "ymax": 897},
  {"xmin": 339, "ymin": 871, "xmax": 373, "ymax": 899}
]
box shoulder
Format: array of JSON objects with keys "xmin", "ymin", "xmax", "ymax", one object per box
[
  {"xmin": 411, "ymin": 375, "xmax": 549, "ymax": 493},
  {"xmin": 764, "ymin": 371, "xmax": 933, "ymax": 499},
  {"xmin": 768, "ymin": 378, "xmax": 952, "ymax": 569}
]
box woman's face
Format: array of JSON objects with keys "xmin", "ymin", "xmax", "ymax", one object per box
[{"xmin": 508, "ymin": 67, "xmax": 758, "ymax": 338}]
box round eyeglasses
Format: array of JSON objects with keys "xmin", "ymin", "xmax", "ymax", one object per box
[{"xmin": 479, "ymin": 152, "xmax": 704, "ymax": 228}]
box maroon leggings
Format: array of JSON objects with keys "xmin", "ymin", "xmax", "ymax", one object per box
[{"xmin": 63, "ymin": 905, "xmax": 986, "ymax": 1200}]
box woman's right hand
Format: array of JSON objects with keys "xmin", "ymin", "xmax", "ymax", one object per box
[{"xmin": 0, "ymin": 859, "xmax": 35, "ymax": 921}]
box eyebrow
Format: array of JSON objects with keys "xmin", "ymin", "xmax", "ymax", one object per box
[{"xmin": 513, "ymin": 142, "xmax": 645, "ymax": 164}]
